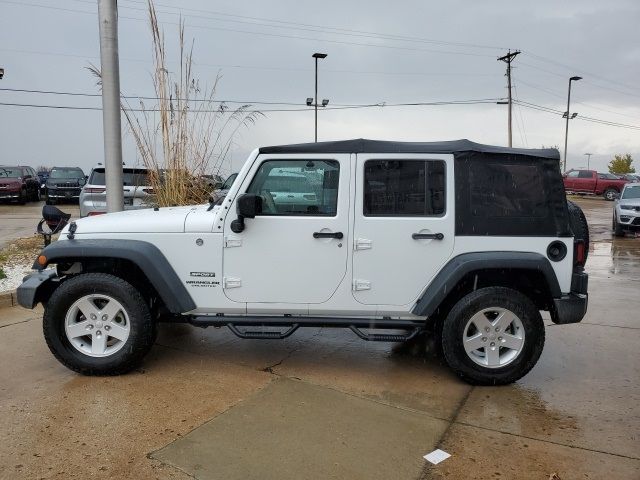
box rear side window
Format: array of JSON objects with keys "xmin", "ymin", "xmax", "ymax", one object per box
[
  {"xmin": 89, "ymin": 168, "xmax": 149, "ymax": 186},
  {"xmin": 579, "ymin": 170, "xmax": 593, "ymax": 178},
  {"xmin": 246, "ymin": 159, "xmax": 339, "ymax": 216},
  {"xmin": 469, "ymin": 163, "xmax": 546, "ymax": 217},
  {"xmin": 363, "ymin": 160, "xmax": 445, "ymax": 216}
]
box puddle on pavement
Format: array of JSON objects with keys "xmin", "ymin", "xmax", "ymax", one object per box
[{"xmin": 588, "ymin": 239, "xmax": 640, "ymax": 280}]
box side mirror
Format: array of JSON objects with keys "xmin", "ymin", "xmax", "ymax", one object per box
[
  {"xmin": 79, "ymin": 177, "xmax": 87, "ymax": 186},
  {"xmin": 230, "ymin": 193, "xmax": 263, "ymax": 233}
]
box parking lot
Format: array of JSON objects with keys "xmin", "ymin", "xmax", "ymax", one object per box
[
  {"xmin": 0, "ymin": 201, "xmax": 80, "ymax": 250},
  {"xmin": 0, "ymin": 197, "xmax": 638, "ymax": 479}
]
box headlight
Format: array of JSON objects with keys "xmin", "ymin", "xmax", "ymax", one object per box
[{"xmin": 620, "ymin": 205, "xmax": 634, "ymax": 210}]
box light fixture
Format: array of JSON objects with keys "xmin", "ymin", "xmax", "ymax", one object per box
[
  {"xmin": 306, "ymin": 97, "xmax": 313, "ymax": 106},
  {"xmin": 321, "ymin": 99, "xmax": 329, "ymax": 107}
]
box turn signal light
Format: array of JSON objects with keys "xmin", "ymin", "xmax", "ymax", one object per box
[
  {"xmin": 87, "ymin": 211, "xmax": 106, "ymax": 216},
  {"xmin": 37, "ymin": 255, "xmax": 47, "ymax": 266}
]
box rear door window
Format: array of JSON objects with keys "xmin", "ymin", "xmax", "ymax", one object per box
[{"xmin": 363, "ymin": 160, "xmax": 445, "ymax": 216}]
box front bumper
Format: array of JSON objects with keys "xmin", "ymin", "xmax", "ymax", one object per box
[
  {"xmin": 16, "ymin": 269, "xmax": 58, "ymax": 309},
  {"xmin": 0, "ymin": 190, "xmax": 20, "ymax": 199},
  {"xmin": 551, "ymin": 270, "xmax": 588, "ymax": 325},
  {"xmin": 47, "ymin": 188, "xmax": 81, "ymax": 199}
]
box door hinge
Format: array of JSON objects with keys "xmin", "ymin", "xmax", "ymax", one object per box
[
  {"xmin": 352, "ymin": 279, "xmax": 371, "ymax": 291},
  {"xmin": 354, "ymin": 238, "xmax": 372, "ymax": 251},
  {"xmin": 223, "ymin": 277, "xmax": 242, "ymax": 289},
  {"xmin": 224, "ymin": 237, "xmax": 242, "ymax": 248}
]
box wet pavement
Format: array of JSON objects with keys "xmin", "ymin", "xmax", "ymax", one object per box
[
  {"xmin": 0, "ymin": 201, "xmax": 80, "ymax": 249},
  {"xmin": 0, "ymin": 197, "xmax": 639, "ymax": 479}
]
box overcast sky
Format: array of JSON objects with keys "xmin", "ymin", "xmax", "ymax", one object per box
[{"xmin": 1, "ymin": 0, "xmax": 639, "ymax": 175}]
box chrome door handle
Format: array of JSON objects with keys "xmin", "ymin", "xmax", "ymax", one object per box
[
  {"xmin": 313, "ymin": 231, "xmax": 344, "ymax": 239},
  {"xmin": 412, "ymin": 232, "xmax": 444, "ymax": 240}
]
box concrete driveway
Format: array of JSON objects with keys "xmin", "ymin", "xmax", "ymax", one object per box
[
  {"xmin": 0, "ymin": 197, "xmax": 638, "ymax": 479},
  {"xmin": 0, "ymin": 201, "xmax": 80, "ymax": 249}
]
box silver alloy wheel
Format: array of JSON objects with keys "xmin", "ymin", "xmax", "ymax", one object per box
[
  {"xmin": 64, "ymin": 294, "xmax": 131, "ymax": 357},
  {"xmin": 463, "ymin": 307, "xmax": 525, "ymax": 369}
]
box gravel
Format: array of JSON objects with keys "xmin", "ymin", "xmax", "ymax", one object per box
[{"xmin": 0, "ymin": 262, "xmax": 33, "ymax": 293}]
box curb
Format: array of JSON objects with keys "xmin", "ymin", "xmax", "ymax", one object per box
[{"xmin": 0, "ymin": 290, "xmax": 17, "ymax": 309}]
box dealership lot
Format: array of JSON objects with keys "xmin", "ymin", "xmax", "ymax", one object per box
[{"xmin": 0, "ymin": 197, "xmax": 638, "ymax": 479}]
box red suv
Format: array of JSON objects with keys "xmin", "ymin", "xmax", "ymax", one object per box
[{"xmin": 0, "ymin": 165, "xmax": 41, "ymax": 204}]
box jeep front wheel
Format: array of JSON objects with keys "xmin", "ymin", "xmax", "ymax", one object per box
[
  {"xmin": 43, "ymin": 273, "xmax": 155, "ymax": 375},
  {"xmin": 441, "ymin": 287, "xmax": 545, "ymax": 385}
]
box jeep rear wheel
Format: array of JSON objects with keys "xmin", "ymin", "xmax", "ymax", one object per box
[
  {"xmin": 441, "ymin": 287, "xmax": 545, "ymax": 385},
  {"xmin": 43, "ymin": 273, "xmax": 155, "ymax": 375}
]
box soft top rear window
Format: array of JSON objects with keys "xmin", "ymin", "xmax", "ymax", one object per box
[{"xmin": 89, "ymin": 168, "xmax": 149, "ymax": 186}]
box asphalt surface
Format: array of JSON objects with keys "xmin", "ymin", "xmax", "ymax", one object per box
[
  {"xmin": 0, "ymin": 197, "xmax": 638, "ymax": 479},
  {"xmin": 0, "ymin": 201, "xmax": 80, "ymax": 250}
]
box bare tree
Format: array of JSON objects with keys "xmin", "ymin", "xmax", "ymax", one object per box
[{"xmin": 90, "ymin": 0, "xmax": 261, "ymax": 206}]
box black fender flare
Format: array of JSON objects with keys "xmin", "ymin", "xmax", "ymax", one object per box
[
  {"xmin": 32, "ymin": 239, "xmax": 196, "ymax": 314},
  {"xmin": 411, "ymin": 251, "xmax": 562, "ymax": 318}
]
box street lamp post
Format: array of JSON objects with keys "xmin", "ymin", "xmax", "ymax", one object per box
[
  {"xmin": 563, "ymin": 76, "xmax": 582, "ymax": 172},
  {"xmin": 584, "ymin": 152, "xmax": 592, "ymax": 170},
  {"xmin": 312, "ymin": 53, "xmax": 327, "ymax": 142}
]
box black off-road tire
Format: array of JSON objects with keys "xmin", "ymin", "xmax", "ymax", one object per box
[
  {"xmin": 567, "ymin": 199, "xmax": 589, "ymax": 263},
  {"xmin": 613, "ymin": 214, "xmax": 625, "ymax": 237},
  {"xmin": 18, "ymin": 188, "xmax": 26, "ymax": 205},
  {"xmin": 43, "ymin": 273, "xmax": 155, "ymax": 375},
  {"xmin": 441, "ymin": 287, "xmax": 545, "ymax": 385}
]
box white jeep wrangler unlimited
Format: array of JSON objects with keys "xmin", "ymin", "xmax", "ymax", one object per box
[{"xmin": 18, "ymin": 139, "xmax": 589, "ymax": 385}]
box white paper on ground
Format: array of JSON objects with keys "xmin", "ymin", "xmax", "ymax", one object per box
[{"xmin": 423, "ymin": 449, "xmax": 451, "ymax": 464}]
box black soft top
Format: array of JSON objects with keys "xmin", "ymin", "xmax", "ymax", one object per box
[{"xmin": 259, "ymin": 138, "xmax": 559, "ymax": 160}]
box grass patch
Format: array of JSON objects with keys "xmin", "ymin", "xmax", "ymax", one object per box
[{"xmin": 0, "ymin": 235, "xmax": 47, "ymax": 271}]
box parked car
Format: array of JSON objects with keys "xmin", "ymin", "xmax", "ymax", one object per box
[
  {"xmin": 18, "ymin": 139, "xmax": 589, "ymax": 386},
  {"xmin": 563, "ymin": 169, "xmax": 628, "ymax": 200},
  {"xmin": 612, "ymin": 182, "xmax": 640, "ymax": 236},
  {"xmin": 45, "ymin": 167, "xmax": 86, "ymax": 205},
  {"xmin": 37, "ymin": 170, "xmax": 50, "ymax": 195},
  {"xmin": 79, "ymin": 165, "xmax": 154, "ymax": 217},
  {"xmin": 0, "ymin": 165, "xmax": 40, "ymax": 204},
  {"xmin": 199, "ymin": 174, "xmax": 224, "ymax": 190},
  {"xmin": 209, "ymin": 172, "xmax": 238, "ymax": 204},
  {"xmin": 618, "ymin": 173, "xmax": 640, "ymax": 183}
]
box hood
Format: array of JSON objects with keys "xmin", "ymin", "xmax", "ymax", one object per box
[
  {"xmin": 0, "ymin": 177, "xmax": 22, "ymax": 186},
  {"xmin": 68, "ymin": 205, "xmax": 198, "ymax": 234},
  {"xmin": 619, "ymin": 198, "xmax": 640, "ymax": 207}
]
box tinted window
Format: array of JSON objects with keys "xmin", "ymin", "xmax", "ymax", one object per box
[
  {"xmin": 221, "ymin": 173, "xmax": 238, "ymax": 190},
  {"xmin": 364, "ymin": 160, "xmax": 445, "ymax": 216},
  {"xmin": 89, "ymin": 168, "xmax": 149, "ymax": 186},
  {"xmin": 50, "ymin": 168, "xmax": 84, "ymax": 179},
  {"xmin": 246, "ymin": 160, "xmax": 339, "ymax": 216},
  {"xmin": 622, "ymin": 185, "xmax": 640, "ymax": 199},
  {"xmin": 578, "ymin": 170, "xmax": 593, "ymax": 178},
  {"xmin": 566, "ymin": 171, "xmax": 580, "ymax": 178},
  {"xmin": 0, "ymin": 167, "xmax": 22, "ymax": 178},
  {"xmin": 469, "ymin": 163, "xmax": 546, "ymax": 217}
]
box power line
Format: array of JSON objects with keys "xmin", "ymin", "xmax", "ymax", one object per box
[
  {"xmin": 0, "ymin": 0, "xmax": 497, "ymax": 58},
  {"xmin": 514, "ymin": 100, "xmax": 640, "ymax": 131},
  {"xmin": 0, "ymin": 98, "xmax": 503, "ymax": 113}
]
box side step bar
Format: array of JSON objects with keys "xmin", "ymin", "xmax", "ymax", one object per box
[{"xmin": 188, "ymin": 315, "xmax": 424, "ymax": 342}]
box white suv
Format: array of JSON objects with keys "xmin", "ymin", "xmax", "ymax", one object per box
[{"xmin": 18, "ymin": 139, "xmax": 589, "ymax": 385}]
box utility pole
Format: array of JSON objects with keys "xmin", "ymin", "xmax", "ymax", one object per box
[
  {"xmin": 562, "ymin": 76, "xmax": 582, "ymax": 172},
  {"xmin": 584, "ymin": 152, "xmax": 592, "ymax": 170},
  {"xmin": 497, "ymin": 50, "xmax": 520, "ymax": 147},
  {"xmin": 97, "ymin": 0, "xmax": 124, "ymax": 212}
]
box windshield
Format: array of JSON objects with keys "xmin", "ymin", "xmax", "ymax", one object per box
[
  {"xmin": 221, "ymin": 173, "xmax": 238, "ymax": 190},
  {"xmin": 0, "ymin": 167, "xmax": 22, "ymax": 178},
  {"xmin": 50, "ymin": 168, "xmax": 84, "ymax": 179},
  {"xmin": 622, "ymin": 185, "xmax": 640, "ymax": 199},
  {"xmin": 89, "ymin": 168, "xmax": 149, "ymax": 186}
]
